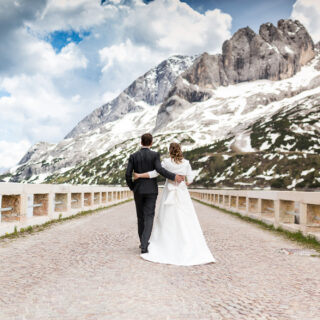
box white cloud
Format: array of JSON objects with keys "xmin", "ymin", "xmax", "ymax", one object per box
[
  {"xmin": 123, "ymin": 0, "xmax": 232, "ymax": 55},
  {"xmin": 1, "ymin": 74, "xmax": 73, "ymax": 120},
  {"xmin": 0, "ymin": 140, "xmax": 32, "ymax": 169},
  {"xmin": 35, "ymin": 41, "xmax": 87, "ymax": 75},
  {"xmin": 291, "ymin": 0, "xmax": 320, "ymax": 42},
  {"xmin": 28, "ymin": 0, "xmax": 117, "ymax": 33},
  {"xmin": 24, "ymin": 38, "xmax": 88, "ymax": 76},
  {"xmin": 99, "ymin": 39, "xmax": 159, "ymax": 72},
  {"xmin": 0, "ymin": 27, "xmax": 87, "ymax": 77},
  {"xmin": 0, "ymin": 0, "xmax": 233, "ymax": 170},
  {"xmin": 0, "ymin": 74, "xmax": 85, "ymax": 147},
  {"xmin": 98, "ymin": 39, "xmax": 166, "ymax": 92},
  {"xmin": 96, "ymin": 0, "xmax": 231, "ymax": 96}
]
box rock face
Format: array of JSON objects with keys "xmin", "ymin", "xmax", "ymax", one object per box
[
  {"xmin": 155, "ymin": 19, "xmax": 315, "ymax": 130},
  {"xmin": 65, "ymin": 55, "xmax": 196, "ymax": 139},
  {"xmin": 222, "ymin": 19, "xmax": 314, "ymax": 83},
  {"xmin": 183, "ymin": 53, "xmax": 228, "ymax": 89},
  {"xmin": 18, "ymin": 142, "xmax": 55, "ymax": 165}
]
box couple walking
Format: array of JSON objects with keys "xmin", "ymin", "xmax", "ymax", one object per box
[{"xmin": 125, "ymin": 133, "xmax": 215, "ymax": 266}]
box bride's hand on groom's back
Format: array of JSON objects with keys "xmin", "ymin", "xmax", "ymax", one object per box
[
  {"xmin": 133, "ymin": 172, "xmax": 140, "ymax": 180},
  {"xmin": 175, "ymin": 175, "xmax": 185, "ymax": 183}
]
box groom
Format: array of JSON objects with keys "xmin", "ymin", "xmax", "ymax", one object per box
[{"xmin": 125, "ymin": 133, "xmax": 184, "ymax": 253}]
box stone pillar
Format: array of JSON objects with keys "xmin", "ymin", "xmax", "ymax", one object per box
[
  {"xmin": 299, "ymin": 202, "xmax": 308, "ymax": 235},
  {"xmin": 245, "ymin": 197, "xmax": 249, "ymax": 215},
  {"xmin": 81, "ymin": 192, "xmax": 85, "ymax": 210},
  {"xmin": 20, "ymin": 192, "xmax": 28, "ymax": 224},
  {"xmin": 48, "ymin": 192, "xmax": 55, "ymax": 218},
  {"xmin": 27, "ymin": 194, "xmax": 34, "ymax": 219},
  {"xmin": 257, "ymin": 198, "xmax": 262, "ymax": 218},
  {"xmin": 274, "ymin": 199, "xmax": 280, "ymax": 228},
  {"xmin": 67, "ymin": 192, "xmax": 72, "ymax": 213}
]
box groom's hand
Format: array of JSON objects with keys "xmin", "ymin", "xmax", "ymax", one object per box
[{"xmin": 175, "ymin": 175, "xmax": 185, "ymax": 183}]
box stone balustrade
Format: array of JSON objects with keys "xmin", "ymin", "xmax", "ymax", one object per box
[
  {"xmin": 0, "ymin": 182, "xmax": 133, "ymax": 236},
  {"xmin": 189, "ymin": 189, "xmax": 320, "ymax": 242}
]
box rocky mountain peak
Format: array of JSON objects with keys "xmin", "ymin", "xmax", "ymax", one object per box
[
  {"xmin": 65, "ymin": 55, "xmax": 196, "ymax": 139},
  {"xmin": 259, "ymin": 22, "xmax": 283, "ymax": 43},
  {"xmin": 229, "ymin": 26, "xmax": 257, "ymax": 42},
  {"xmin": 221, "ymin": 19, "xmax": 314, "ymax": 83},
  {"xmin": 155, "ymin": 19, "xmax": 316, "ymax": 131},
  {"xmin": 260, "ymin": 19, "xmax": 314, "ymax": 66}
]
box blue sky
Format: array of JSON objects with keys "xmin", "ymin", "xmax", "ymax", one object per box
[
  {"xmin": 48, "ymin": 30, "xmax": 91, "ymax": 52},
  {"xmin": 0, "ymin": 89, "xmax": 10, "ymax": 98},
  {"xmin": 0, "ymin": 0, "xmax": 319, "ymax": 172},
  {"xmin": 181, "ymin": 0, "xmax": 296, "ymax": 33}
]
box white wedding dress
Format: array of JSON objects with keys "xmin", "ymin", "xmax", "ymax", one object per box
[{"xmin": 140, "ymin": 158, "xmax": 216, "ymax": 266}]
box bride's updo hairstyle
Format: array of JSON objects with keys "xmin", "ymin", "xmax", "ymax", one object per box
[{"xmin": 169, "ymin": 142, "xmax": 184, "ymax": 164}]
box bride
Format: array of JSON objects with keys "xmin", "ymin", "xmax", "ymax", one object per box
[{"xmin": 134, "ymin": 142, "xmax": 216, "ymax": 266}]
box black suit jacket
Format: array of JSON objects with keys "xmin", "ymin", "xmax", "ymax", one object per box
[{"xmin": 125, "ymin": 148, "xmax": 176, "ymax": 194}]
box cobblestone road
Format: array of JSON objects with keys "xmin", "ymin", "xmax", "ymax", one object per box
[{"xmin": 0, "ymin": 199, "xmax": 320, "ymax": 320}]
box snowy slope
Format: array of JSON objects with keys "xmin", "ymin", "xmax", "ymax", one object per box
[{"xmin": 4, "ymin": 51, "xmax": 320, "ymax": 184}]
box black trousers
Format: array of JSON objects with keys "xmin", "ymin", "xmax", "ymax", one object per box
[{"xmin": 134, "ymin": 193, "xmax": 158, "ymax": 250}]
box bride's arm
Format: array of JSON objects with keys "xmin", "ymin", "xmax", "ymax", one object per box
[
  {"xmin": 134, "ymin": 159, "xmax": 168, "ymax": 180},
  {"xmin": 134, "ymin": 170, "xmax": 159, "ymax": 180},
  {"xmin": 186, "ymin": 161, "xmax": 195, "ymax": 186}
]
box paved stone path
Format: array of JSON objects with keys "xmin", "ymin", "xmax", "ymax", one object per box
[{"xmin": 0, "ymin": 199, "xmax": 320, "ymax": 320}]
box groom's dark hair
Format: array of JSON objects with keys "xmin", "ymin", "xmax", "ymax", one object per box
[{"xmin": 141, "ymin": 133, "xmax": 153, "ymax": 146}]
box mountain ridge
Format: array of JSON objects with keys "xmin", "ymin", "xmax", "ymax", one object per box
[
  {"xmin": 2, "ymin": 19, "xmax": 320, "ymax": 190},
  {"xmin": 65, "ymin": 55, "xmax": 196, "ymax": 139}
]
